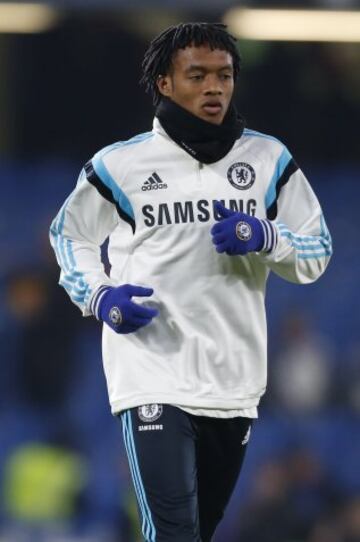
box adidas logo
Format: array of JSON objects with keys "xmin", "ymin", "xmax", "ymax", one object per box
[{"xmin": 142, "ymin": 172, "xmax": 167, "ymax": 191}]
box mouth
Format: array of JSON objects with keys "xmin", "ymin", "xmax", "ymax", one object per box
[{"xmin": 202, "ymin": 101, "xmax": 223, "ymax": 116}]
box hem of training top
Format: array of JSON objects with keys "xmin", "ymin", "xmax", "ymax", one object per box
[
  {"xmin": 109, "ymin": 391, "xmax": 264, "ymax": 416},
  {"xmin": 176, "ymin": 405, "xmax": 258, "ymax": 419}
]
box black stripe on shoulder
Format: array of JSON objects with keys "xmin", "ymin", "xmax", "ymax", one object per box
[
  {"xmin": 84, "ymin": 160, "xmax": 135, "ymax": 234},
  {"xmin": 266, "ymin": 158, "xmax": 299, "ymax": 220},
  {"xmin": 84, "ymin": 160, "xmax": 113, "ymax": 204}
]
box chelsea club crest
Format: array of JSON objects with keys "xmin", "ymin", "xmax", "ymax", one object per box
[
  {"xmin": 227, "ymin": 162, "xmax": 255, "ymax": 190},
  {"xmin": 138, "ymin": 404, "xmax": 163, "ymax": 423}
]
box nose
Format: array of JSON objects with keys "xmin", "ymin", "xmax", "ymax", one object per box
[{"xmin": 203, "ymin": 74, "xmax": 223, "ymax": 95}]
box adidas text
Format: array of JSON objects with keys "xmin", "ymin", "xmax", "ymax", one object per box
[{"xmin": 142, "ymin": 172, "xmax": 167, "ymax": 191}]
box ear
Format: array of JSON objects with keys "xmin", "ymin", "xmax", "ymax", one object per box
[{"xmin": 156, "ymin": 74, "xmax": 173, "ymax": 98}]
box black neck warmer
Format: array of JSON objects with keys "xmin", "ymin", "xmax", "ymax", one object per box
[{"xmin": 156, "ymin": 97, "xmax": 245, "ymax": 164}]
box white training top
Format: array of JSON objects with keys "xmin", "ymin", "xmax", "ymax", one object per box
[{"xmin": 50, "ymin": 119, "xmax": 332, "ymax": 416}]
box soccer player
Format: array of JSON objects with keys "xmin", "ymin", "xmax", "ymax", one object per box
[{"xmin": 50, "ymin": 22, "xmax": 332, "ymax": 542}]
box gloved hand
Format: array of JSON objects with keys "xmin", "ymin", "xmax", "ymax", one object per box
[
  {"xmin": 211, "ymin": 201, "xmax": 273, "ymax": 256},
  {"xmin": 94, "ymin": 284, "xmax": 158, "ymax": 334}
]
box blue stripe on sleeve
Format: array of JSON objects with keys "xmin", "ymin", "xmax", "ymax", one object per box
[
  {"xmin": 265, "ymin": 146, "xmax": 292, "ymax": 210},
  {"xmin": 67, "ymin": 239, "xmax": 77, "ymax": 269},
  {"xmin": 277, "ymin": 217, "xmax": 333, "ymax": 260},
  {"xmin": 298, "ymin": 251, "xmax": 331, "ymax": 260},
  {"xmin": 53, "ymin": 205, "xmax": 72, "ymax": 271},
  {"xmin": 278, "ymin": 223, "xmax": 332, "ymax": 247},
  {"xmin": 279, "ymin": 231, "xmax": 332, "ymax": 252},
  {"xmin": 49, "ymin": 179, "xmax": 92, "ymax": 307},
  {"xmin": 59, "ymin": 280, "xmax": 88, "ymax": 302}
]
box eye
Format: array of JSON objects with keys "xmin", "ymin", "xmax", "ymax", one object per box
[
  {"xmin": 220, "ymin": 73, "xmax": 232, "ymax": 80},
  {"xmin": 190, "ymin": 75, "xmax": 204, "ymax": 81}
]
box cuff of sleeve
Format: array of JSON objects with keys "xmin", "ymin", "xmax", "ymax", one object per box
[
  {"xmin": 259, "ymin": 219, "xmax": 278, "ymax": 253},
  {"xmin": 89, "ymin": 285, "xmax": 112, "ymax": 320}
]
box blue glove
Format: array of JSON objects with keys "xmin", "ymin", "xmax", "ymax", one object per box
[
  {"xmin": 93, "ymin": 284, "xmax": 158, "ymax": 334},
  {"xmin": 211, "ymin": 201, "xmax": 275, "ymax": 255}
]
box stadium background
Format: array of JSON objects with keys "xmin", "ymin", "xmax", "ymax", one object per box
[{"xmin": 0, "ymin": 1, "xmax": 359, "ymax": 540}]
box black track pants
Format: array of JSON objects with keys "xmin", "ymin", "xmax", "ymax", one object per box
[{"xmin": 120, "ymin": 404, "xmax": 252, "ymax": 542}]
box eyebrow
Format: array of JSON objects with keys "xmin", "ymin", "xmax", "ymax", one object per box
[{"xmin": 185, "ymin": 64, "xmax": 234, "ymax": 73}]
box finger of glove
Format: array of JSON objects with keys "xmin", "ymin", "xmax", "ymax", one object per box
[
  {"xmin": 211, "ymin": 222, "xmax": 226, "ymax": 235},
  {"xmin": 230, "ymin": 244, "xmax": 248, "ymax": 256},
  {"xmin": 214, "ymin": 200, "xmax": 235, "ymax": 219},
  {"xmin": 215, "ymin": 242, "xmax": 228, "ymax": 253},
  {"xmin": 211, "ymin": 232, "xmax": 227, "ymax": 245},
  {"xmin": 128, "ymin": 302, "xmax": 159, "ymax": 320},
  {"xmin": 124, "ymin": 285, "xmax": 154, "ymax": 298},
  {"xmin": 107, "ymin": 321, "xmax": 130, "ymax": 334},
  {"xmin": 211, "ymin": 214, "xmax": 238, "ymax": 234},
  {"xmin": 238, "ymin": 245, "xmax": 249, "ymax": 255}
]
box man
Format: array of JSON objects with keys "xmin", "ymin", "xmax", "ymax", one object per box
[{"xmin": 50, "ymin": 22, "xmax": 332, "ymax": 542}]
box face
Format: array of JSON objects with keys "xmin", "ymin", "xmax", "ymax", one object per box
[{"xmin": 157, "ymin": 44, "xmax": 235, "ymax": 125}]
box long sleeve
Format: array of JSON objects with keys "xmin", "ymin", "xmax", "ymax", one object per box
[
  {"xmin": 49, "ymin": 163, "xmax": 123, "ymax": 316},
  {"xmin": 260, "ymin": 150, "xmax": 332, "ymax": 284}
]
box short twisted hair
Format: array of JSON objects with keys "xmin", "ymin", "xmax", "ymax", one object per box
[{"xmin": 141, "ymin": 22, "xmax": 241, "ymax": 105}]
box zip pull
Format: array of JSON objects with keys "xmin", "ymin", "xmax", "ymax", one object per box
[{"xmin": 199, "ymin": 162, "xmax": 204, "ymax": 170}]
